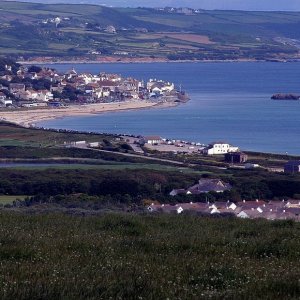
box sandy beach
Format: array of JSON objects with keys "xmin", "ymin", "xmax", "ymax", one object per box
[{"xmin": 0, "ymin": 101, "xmax": 178, "ymax": 128}]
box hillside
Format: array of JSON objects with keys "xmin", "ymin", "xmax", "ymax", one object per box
[
  {"xmin": 0, "ymin": 1, "xmax": 300, "ymax": 60},
  {"xmin": 0, "ymin": 213, "xmax": 300, "ymax": 299}
]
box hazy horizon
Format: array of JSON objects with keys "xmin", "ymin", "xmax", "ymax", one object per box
[{"xmin": 8, "ymin": 0, "xmax": 300, "ymax": 11}]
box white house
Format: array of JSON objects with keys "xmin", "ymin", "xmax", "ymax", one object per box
[
  {"xmin": 141, "ymin": 136, "xmax": 162, "ymax": 145},
  {"xmin": 36, "ymin": 90, "xmax": 54, "ymax": 102},
  {"xmin": 0, "ymin": 92, "xmax": 12, "ymax": 106},
  {"xmin": 203, "ymin": 142, "xmax": 239, "ymax": 155}
]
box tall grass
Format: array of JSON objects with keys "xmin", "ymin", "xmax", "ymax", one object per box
[{"xmin": 0, "ymin": 212, "xmax": 299, "ymax": 299}]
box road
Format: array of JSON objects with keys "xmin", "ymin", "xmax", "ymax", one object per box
[{"xmin": 74, "ymin": 145, "xmax": 193, "ymax": 166}]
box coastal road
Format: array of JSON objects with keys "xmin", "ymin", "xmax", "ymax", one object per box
[{"xmin": 75, "ymin": 145, "xmax": 191, "ymax": 166}]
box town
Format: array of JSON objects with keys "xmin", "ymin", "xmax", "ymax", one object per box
[{"xmin": 0, "ymin": 62, "xmax": 188, "ymax": 108}]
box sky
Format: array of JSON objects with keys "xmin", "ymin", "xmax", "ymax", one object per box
[{"xmin": 13, "ymin": 0, "xmax": 300, "ymax": 11}]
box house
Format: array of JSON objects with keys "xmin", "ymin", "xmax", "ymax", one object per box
[
  {"xmin": 203, "ymin": 142, "xmax": 239, "ymax": 155},
  {"xmin": 209, "ymin": 201, "xmax": 237, "ymax": 211},
  {"xmin": 9, "ymin": 83, "xmax": 25, "ymax": 93},
  {"xmin": 187, "ymin": 179, "xmax": 232, "ymax": 194},
  {"xmin": 0, "ymin": 92, "xmax": 12, "ymax": 106},
  {"xmin": 105, "ymin": 25, "xmax": 116, "ymax": 34},
  {"xmin": 0, "ymin": 92, "xmax": 6, "ymax": 101},
  {"xmin": 225, "ymin": 152, "xmax": 248, "ymax": 163},
  {"xmin": 237, "ymin": 208, "xmax": 263, "ymax": 219},
  {"xmin": 284, "ymin": 161, "xmax": 300, "ymax": 174},
  {"xmin": 36, "ymin": 90, "xmax": 54, "ymax": 102},
  {"xmin": 147, "ymin": 80, "xmax": 175, "ymax": 93},
  {"xmin": 141, "ymin": 136, "xmax": 162, "ymax": 145},
  {"xmin": 238, "ymin": 199, "xmax": 267, "ymax": 210},
  {"xmin": 170, "ymin": 179, "xmax": 232, "ymax": 196},
  {"xmin": 285, "ymin": 200, "xmax": 300, "ymax": 208}
]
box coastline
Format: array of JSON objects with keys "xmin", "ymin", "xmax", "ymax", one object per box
[
  {"xmin": 18, "ymin": 57, "xmax": 267, "ymax": 65},
  {"xmin": 0, "ymin": 100, "xmax": 179, "ymax": 128}
]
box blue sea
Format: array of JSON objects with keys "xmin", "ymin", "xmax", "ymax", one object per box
[{"xmin": 39, "ymin": 62, "xmax": 300, "ymax": 155}]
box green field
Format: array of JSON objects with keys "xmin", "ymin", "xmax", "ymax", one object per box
[
  {"xmin": 0, "ymin": 195, "xmax": 27, "ymax": 204},
  {"xmin": 0, "ymin": 212, "xmax": 299, "ymax": 299}
]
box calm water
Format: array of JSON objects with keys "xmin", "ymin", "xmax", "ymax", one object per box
[{"xmin": 40, "ymin": 62, "xmax": 300, "ymax": 154}]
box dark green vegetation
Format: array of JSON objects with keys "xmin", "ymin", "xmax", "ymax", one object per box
[
  {"xmin": 1, "ymin": 122, "xmax": 300, "ymax": 209},
  {"xmin": 0, "ymin": 213, "xmax": 300, "ymax": 299},
  {"xmin": 0, "ymin": 1, "xmax": 300, "ymax": 60},
  {"xmin": 2, "ymin": 166, "xmax": 300, "ymax": 210}
]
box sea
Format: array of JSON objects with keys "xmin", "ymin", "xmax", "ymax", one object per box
[{"xmin": 39, "ymin": 62, "xmax": 300, "ymax": 155}]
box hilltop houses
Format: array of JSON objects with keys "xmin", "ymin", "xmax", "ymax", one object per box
[{"xmin": 0, "ymin": 65, "xmax": 180, "ymax": 108}]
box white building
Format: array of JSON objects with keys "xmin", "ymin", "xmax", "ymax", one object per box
[
  {"xmin": 141, "ymin": 136, "xmax": 162, "ymax": 145},
  {"xmin": 203, "ymin": 142, "xmax": 239, "ymax": 155}
]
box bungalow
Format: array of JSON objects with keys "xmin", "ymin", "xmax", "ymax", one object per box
[
  {"xmin": 203, "ymin": 142, "xmax": 239, "ymax": 155},
  {"xmin": 225, "ymin": 152, "xmax": 248, "ymax": 163},
  {"xmin": 237, "ymin": 208, "xmax": 263, "ymax": 219},
  {"xmin": 187, "ymin": 179, "xmax": 232, "ymax": 194},
  {"xmin": 170, "ymin": 178, "xmax": 232, "ymax": 196},
  {"xmin": 238, "ymin": 199, "xmax": 267, "ymax": 210}
]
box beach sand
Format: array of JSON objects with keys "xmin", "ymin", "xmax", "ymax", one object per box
[{"xmin": 0, "ymin": 101, "xmax": 178, "ymax": 128}]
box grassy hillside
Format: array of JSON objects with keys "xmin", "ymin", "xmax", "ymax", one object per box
[
  {"xmin": 0, "ymin": 212, "xmax": 300, "ymax": 299},
  {"xmin": 0, "ymin": 1, "xmax": 300, "ymax": 60}
]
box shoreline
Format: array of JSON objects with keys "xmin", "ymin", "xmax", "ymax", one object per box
[
  {"xmin": 18, "ymin": 58, "xmax": 292, "ymax": 65},
  {"xmin": 0, "ymin": 100, "xmax": 179, "ymax": 128}
]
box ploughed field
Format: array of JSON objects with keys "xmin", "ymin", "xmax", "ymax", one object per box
[{"xmin": 0, "ymin": 212, "xmax": 300, "ymax": 299}]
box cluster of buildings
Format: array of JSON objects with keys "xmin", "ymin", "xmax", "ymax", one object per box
[
  {"xmin": 140, "ymin": 136, "xmax": 245, "ymax": 156},
  {"xmin": 147, "ymin": 178, "xmax": 300, "ymax": 221},
  {"xmin": 155, "ymin": 7, "xmax": 203, "ymax": 15},
  {"xmin": 0, "ymin": 65, "xmax": 180, "ymax": 108},
  {"xmin": 147, "ymin": 199, "xmax": 300, "ymax": 221}
]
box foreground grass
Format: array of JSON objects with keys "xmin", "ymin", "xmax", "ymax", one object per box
[{"xmin": 0, "ymin": 213, "xmax": 299, "ymax": 299}]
